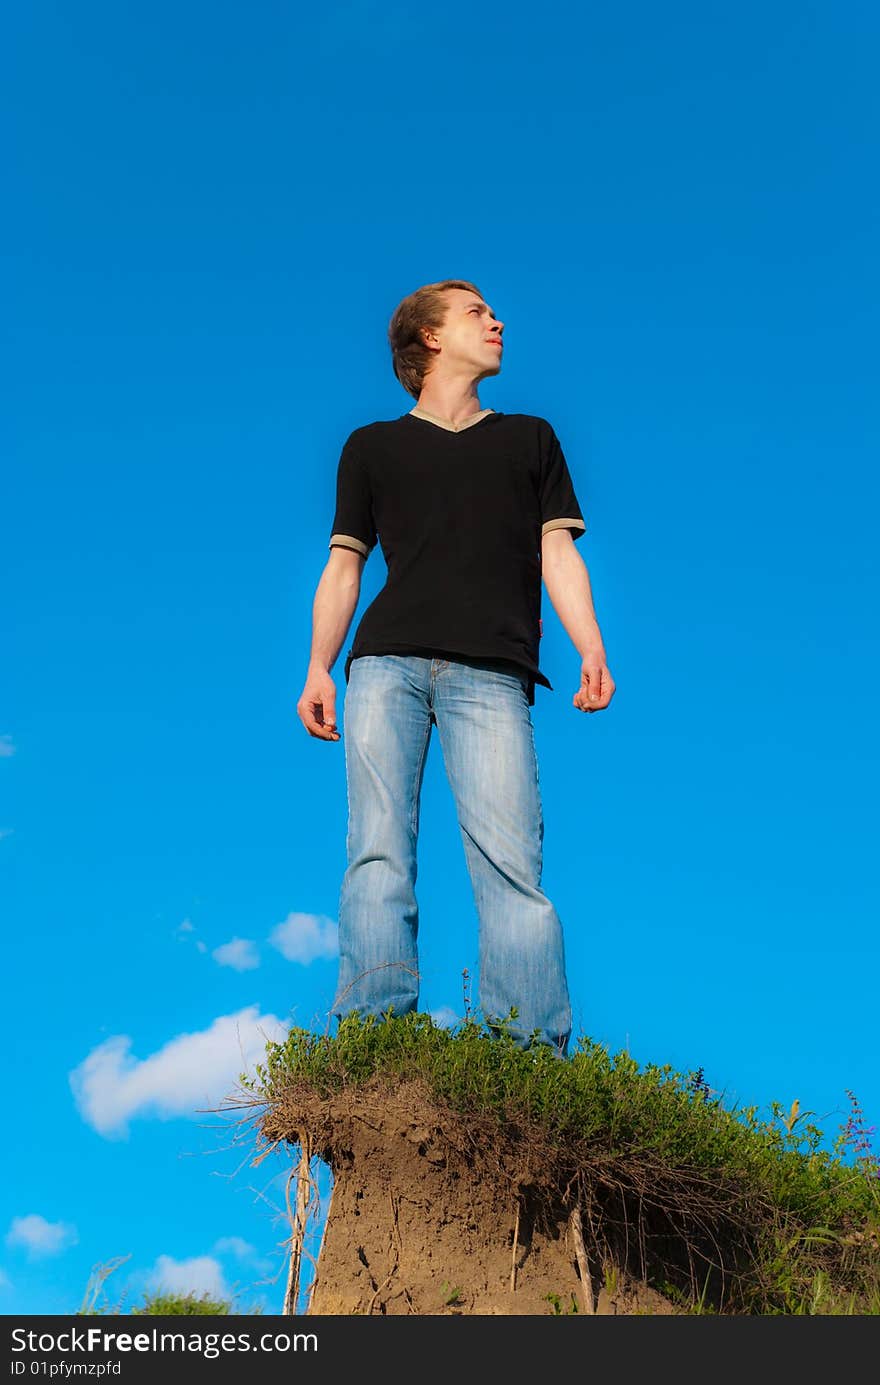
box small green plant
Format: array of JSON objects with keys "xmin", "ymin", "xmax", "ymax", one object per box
[
  {"xmin": 545, "ymin": 1291, "xmax": 579, "ymax": 1315},
  {"xmin": 681, "ymin": 1270, "xmax": 716, "ymax": 1315},
  {"xmin": 132, "ymin": 1292, "xmax": 232, "ymax": 1316},
  {"xmin": 76, "ymin": 1256, "xmax": 262, "ymax": 1316},
  {"xmin": 440, "ymin": 1281, "xmax": 463, "ymax": 1307}
]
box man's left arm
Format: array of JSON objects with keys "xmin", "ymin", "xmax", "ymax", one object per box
[{"xmin": 541, "ymin": 529, "xmax": 616, "ymax": 713}]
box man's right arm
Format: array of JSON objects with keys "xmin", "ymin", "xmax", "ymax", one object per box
[{"xmin": 297, "ymin": 546, "xmax": 365, "ymax": 741}]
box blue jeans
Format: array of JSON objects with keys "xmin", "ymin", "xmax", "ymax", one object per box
[{"xmin": 331, "ymin": 654, "xmax": 572, "ymax": 1055}]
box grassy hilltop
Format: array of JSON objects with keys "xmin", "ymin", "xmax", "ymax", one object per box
[{"xmin": 241, "ymin": 1011, "xmax": 879, "ymax": 1316}]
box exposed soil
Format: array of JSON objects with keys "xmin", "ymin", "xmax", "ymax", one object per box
[{"xmin": 260, "ymin": 1078, "xmax": 679, "ymax": 1316}]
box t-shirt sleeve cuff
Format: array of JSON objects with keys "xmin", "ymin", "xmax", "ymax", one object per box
[
  {"xmin": 329, "ymin": 533, "xmax": 371, "ymax": 556},
  {"xmin": 541, "ymin": 517, "xmax": 586, "ymax": 538}
]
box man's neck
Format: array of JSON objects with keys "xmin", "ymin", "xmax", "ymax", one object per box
[{"xmin": 413, "ymin": 383, "xmax": 485, "ymax": 429}]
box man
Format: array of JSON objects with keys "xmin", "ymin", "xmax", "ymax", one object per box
[{"xmin": 297, "ymin": 279, "xmax": 615, "ymax": 1057}]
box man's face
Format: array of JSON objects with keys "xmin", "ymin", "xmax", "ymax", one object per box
[{"xmin": 424, "ymin": 288, "xmax": 505, "ymax": 381}]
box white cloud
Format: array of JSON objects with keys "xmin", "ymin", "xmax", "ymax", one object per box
[
  {"xmin": 148, "ymin": 1255, "xmax": 230, "ymax": 1303},
  {"xmin": 176, "ymin": 918, "xmax": 195, "ymax": 937},
  {"xmin": 212, "ymin": 1236, "xmax": 274, "ymax": 1276},
  {"xmin": 213, "ymin": 1236, "xmax": 256, "ymax": 1260},
  {"xmin": 0, "ymin": 735, "xmax": 14, "ymax": 758},
  {"xmin": 69, "ymin": 1006, "xmax": 288, "ymax": 1139},
  {"xmin": 269, "ymin": 912, "xmax": 338, "ymax": 964},
  {"xmin": 430, "ymin": 1006, "xmax": 460, "ymax": 1030},
  {"xmin": 6, "ymin": 1215, "xmax": 78, "ymax": 1260},
  {"xmin": 212, "ymin": 938, "xmax": 260, "ymax": 971}
]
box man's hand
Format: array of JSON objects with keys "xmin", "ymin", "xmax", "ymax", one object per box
[
  {"xmin": 573, "ymin": 654, "xmax": 615, "ymax": 713},
  {"xmin": 297, "ymin": 666, "xmax": 342, "ymax": 741}
]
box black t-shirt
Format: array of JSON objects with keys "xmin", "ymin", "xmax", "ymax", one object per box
[{"xmin": 328, "ymin": 408, "xmax": 586, "ymax": 706}]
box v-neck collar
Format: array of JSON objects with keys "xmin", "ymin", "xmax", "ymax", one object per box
[{"xmin": 407, "ymin": 406, "xmax": 496, "ymax": 434}]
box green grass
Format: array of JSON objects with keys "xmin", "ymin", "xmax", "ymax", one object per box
[
  {"xmin": 78, "ymin": 1287, "xmax": 248, "ymax": 1316},
  {"xmin": 241, "ymin": 1010, "xmax": 880, "ymax": 1315},
  {"xmin": 76, "ymin": 1254, "xmax": 264, "ymax": 1315}
]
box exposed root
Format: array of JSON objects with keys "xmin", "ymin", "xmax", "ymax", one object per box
[
  {"xmin": 568, "ymin": 1205, "xmax": 595, "ymax": 1314},
  {"xmin": 282, "ymin": 1135, "xmax": 313, "ymax": 1315},
  {"xmin": 510, "ymin": 1198, "xmax": 520, "ymax": 1293}
]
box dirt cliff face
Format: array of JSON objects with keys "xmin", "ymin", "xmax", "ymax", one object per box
[{"xmin": 260, "ymin": 1078, "xmax": 677, "ymax": 1316}]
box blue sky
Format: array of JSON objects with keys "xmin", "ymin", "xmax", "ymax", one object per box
[{"xmin": 3, "ymin": 1, "xmax": 878, "ymax": 1315}]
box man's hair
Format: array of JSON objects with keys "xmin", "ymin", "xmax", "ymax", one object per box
[{"xmin": 388, "ymin": 279, "xmax": 483, "ymax": 400}]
